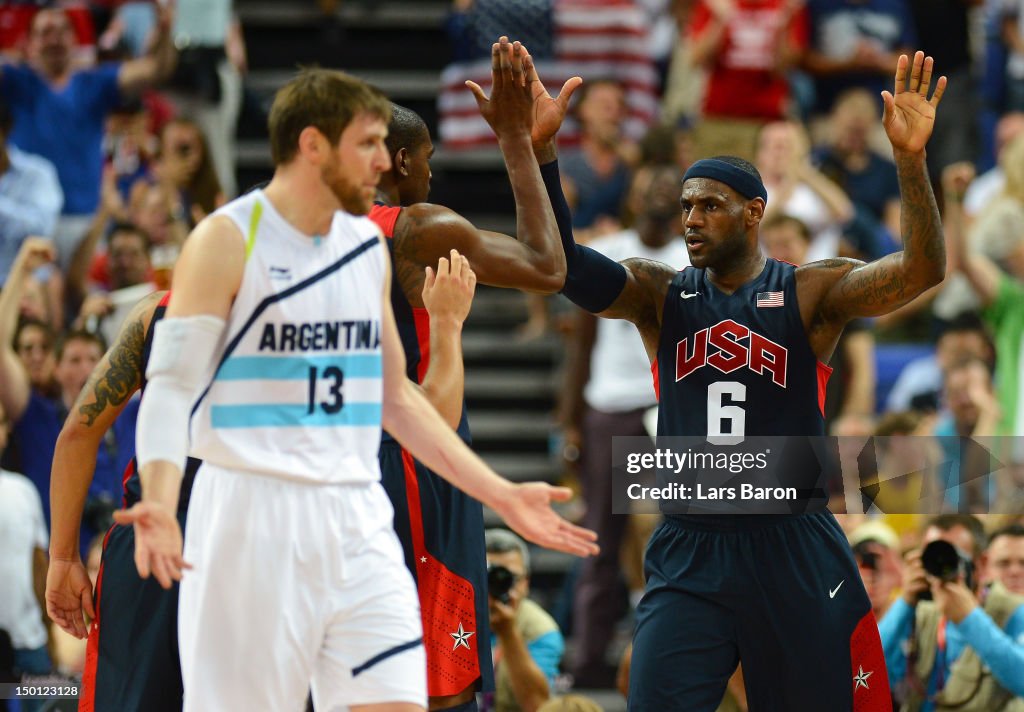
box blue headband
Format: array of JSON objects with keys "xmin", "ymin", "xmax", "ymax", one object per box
[{"xmin": 682, "ymin": 158, "xmax": 768, "ymax": 203}]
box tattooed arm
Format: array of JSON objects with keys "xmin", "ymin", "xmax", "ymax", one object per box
[
  {"xmin": 45, "ymin": 290, "xmax": 164, "ymax": 638},
  {"xmin": 597, "ymin": 258, "xmax": 677, "ymax": 360},
  {"xmin": 798, "ymin": 52, "xmax": 947, "ymax": 358}
]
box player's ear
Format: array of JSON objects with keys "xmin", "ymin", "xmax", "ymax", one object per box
[
  {"xmin": 297, "ymin": 126, "xmax": 328, "ymax": 165},
  {"xmin": 395, "ymin": 147, "xmax": 410, "ymax": 178},
  {"xmin": 747, "ymin": 197, "xmax": 765, "ymax": 227}
]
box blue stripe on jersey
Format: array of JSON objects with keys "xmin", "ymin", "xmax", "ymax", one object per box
[
  {"xmin": 190, "ymin": 236, "xmax": 380, "ymax": 418},
  {"xmin": 216, "ymin": 354, "xmax": 382, "ymax": 381},
  {"xmin": 210, "ymin": 401, "xmax": 382, "ymax": 428}
]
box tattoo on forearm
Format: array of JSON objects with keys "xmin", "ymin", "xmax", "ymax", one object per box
[
  {"xmin": 78, "ymin": 319, "xmax": 145, "ymax": 426},
  {"xmin": 837, "ymin": 261, "xmax": 908, "ymax": 306},
  {"xmin": 895, "ymin": 152, "xmax": 945, "ymax": 286}
]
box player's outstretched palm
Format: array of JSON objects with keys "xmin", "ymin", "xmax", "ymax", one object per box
[
  {"xmin": 112, "ymin": 502, "xmax": 191, "ymax": 589},
  {"xmin": 45, "ymin": 558, "xmax": 95, "ymax": 639},
  {"xmin": 881, "ymin": 51, "xmax": 946, "ymax": 155},
  {"xmin": 496, "ymin": 482, "xmax": 599, "ymax": 557},
  {"xmin": 522, "ymin": 50, "xmax": 582, "ymax": 147},
  {"xmin": 466, "ymin": 36, "xmax": 534, "ymax": 141}
]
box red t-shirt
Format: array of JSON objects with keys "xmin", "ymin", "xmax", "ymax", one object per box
[{"xmin": 689, "ymin": 0, "xmax": 808, "ymax": 121}]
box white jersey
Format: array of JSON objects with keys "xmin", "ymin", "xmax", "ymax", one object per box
[{"xmin": 189, "ymin": 190, "xmax": 387, "ymax": 484}]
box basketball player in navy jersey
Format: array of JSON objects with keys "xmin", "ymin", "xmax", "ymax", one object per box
[
  {"xmin": 369, "ymin": 42, "xmax": 580, "ymax": 710},
  {"xmin": 44, "ymin": 290, "xmax": 201, "ymax": 712},
  {"xmin": 533, "ymin": 51, "xmax": 946, "ymax": 709}
]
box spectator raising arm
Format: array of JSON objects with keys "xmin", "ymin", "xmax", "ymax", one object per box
[
  {"xmin": 117, "ymin": 4, "xmax": 177, "ymax": 96},
  {"xmin": 0, "ymin": 238, "xmax": 56, "ymax": 423},
  {"xmin": 942, "ymin": 161, "xmax": 1001, "ymax": 305}
]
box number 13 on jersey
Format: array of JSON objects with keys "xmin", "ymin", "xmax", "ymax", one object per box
[{"xmin": 308, "ymin": 365, "xmax": 344, "ymax": 415}]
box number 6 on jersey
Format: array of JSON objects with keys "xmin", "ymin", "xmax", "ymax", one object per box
[{"xmin": 707, "ymin": 381, "xmax": 745, "ymax": 445}]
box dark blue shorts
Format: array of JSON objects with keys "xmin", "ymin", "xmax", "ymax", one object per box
[
  {"xmin": 80, "ymin": 512, "xmax": 187, "ymax": 712},
  {"xmin": 379, "ymin": 441, "xmax": 494, "ymax": 698},
  {"xmin": 628, "ymin": 511, "xmax": 891, "ymax": 712}
]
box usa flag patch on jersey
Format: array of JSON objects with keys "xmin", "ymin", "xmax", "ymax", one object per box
[{"xmin": 756, "ymin": 291, "xmax": 784, "ymax": 307}]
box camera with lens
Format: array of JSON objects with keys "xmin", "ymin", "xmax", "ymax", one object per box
[
  {"xmin": 487, "ymin": 563, "xmax": 517, "ymax": 605},
  {"xmin": 917, "ymin": 539, "xmax": 974, "ymax": 601}
]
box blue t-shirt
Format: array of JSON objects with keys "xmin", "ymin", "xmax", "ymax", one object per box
[
  {"xmin": 879, "ymin": 596, "xmax": 1024, "ymax": 710},
  {"xmin": 807, "ymin": 0, "xmax": 917, "ymax": 112},
  {"xmin": 560, "ymin": 150, "xmax": 631, "ymax": 229},
  {"xmin": 11, "ymin": 391, "xmax": 139, "ymax": 555},
  {"xmin": 813, "ymin": 147, "xmax": 900, "ymax": 220},
  {"xmin": 1, "ymin": 63, "xmax": 122, "ymax": 214}
]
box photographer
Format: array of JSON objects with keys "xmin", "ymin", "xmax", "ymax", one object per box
[
  {"xmin": 878, "ymin": 514, "xmax": 1024, "ymax": 711},
  {"xmin": 484, "ymin": 529, "xmax": 564, "ymax": 712},
  {"xmin": 849, "ymin": 520, "xmax": 904, "ymax": 621},
  {"xmin": 986, "ymin": 525, "xmax": 1024, "ymax": 595}
]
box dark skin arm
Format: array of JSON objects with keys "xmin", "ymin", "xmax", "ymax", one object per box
[
  {"xmin": 798, "ymin": 52, "xmax": 946, "ymax": 360},
  {"xmin": 392, "ymin": 39, "xmax": 566, "ymax": 305},
  {"xmin": 391, "ymin": 204, "xmax": 561, "ymax": 304},
  {"xmin": 45, "ymin": 290, "xmax": 164, "ymax": 639}
]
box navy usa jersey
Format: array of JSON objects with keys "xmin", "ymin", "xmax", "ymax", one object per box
[
  {"xmin": 369, "ymin": 203, "xmax": 492, "ymax": 697},
  {"xmin": 655, "ymin": 259, "xmax": 830, "ymax": 439},
  {"xmin": 371, "ymin": 203, "xmax": 472, "ymax": 445}
]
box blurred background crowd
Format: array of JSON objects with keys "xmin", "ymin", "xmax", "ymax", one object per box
[{"xmin": 0, "ymin": 1, "xmax": 1023, "ymax": 711}]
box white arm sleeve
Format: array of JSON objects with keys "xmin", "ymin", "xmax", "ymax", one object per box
[{"xmin": 136, "ymin": 315, "xmax": 226, "ymax": 472}]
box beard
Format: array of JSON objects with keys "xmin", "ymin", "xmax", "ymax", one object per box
[
  {"xmin": 693, "ymin": 226, "xmax": 750, "ymax": 271},
  {"xmin": 321, "ymin": 156, "xmax": 371, "ymax": 215}
]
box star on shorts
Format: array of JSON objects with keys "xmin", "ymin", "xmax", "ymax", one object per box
[
  {"xmin": 450, "ymin": 622, "xmax": 475, "ymax": 651},
  {"xmin": 854, "ymin": 665, "xmax": 873, "ymax": 691}
]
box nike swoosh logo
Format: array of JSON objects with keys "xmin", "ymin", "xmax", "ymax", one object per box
[
  {"xmin": 829, "ymin": 580, "xmax": 844, "ymax": 599},
  {"xmin": 680, "ymin": 291, "xmax": 700, "ymax": 300}
]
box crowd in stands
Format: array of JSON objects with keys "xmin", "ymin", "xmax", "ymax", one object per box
[{"xmin": 0, "ymin": 1, "xmax": 1023, "ymax": 711}]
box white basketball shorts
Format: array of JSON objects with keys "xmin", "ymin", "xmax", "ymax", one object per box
[{"xmin": 178, "ymin": 462, "xmax": 426, "ymax": 711}]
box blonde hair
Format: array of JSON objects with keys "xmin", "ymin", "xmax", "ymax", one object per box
[{"xmin": 268, "ymin": 68, "xmax": 391, "ymax": 166}]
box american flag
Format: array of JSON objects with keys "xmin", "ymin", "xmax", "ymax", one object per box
[
  {"xmin": 756, "ymin": 291, "xmax": 784, "ymax": 307},
  {"xmin": 438, "ymin": 0, "xmax": 660, "ymax": 150}
]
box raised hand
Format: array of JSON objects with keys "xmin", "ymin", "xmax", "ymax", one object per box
[
  {"xmin": 14, "ymin": 237, "xmax": 56, "ymax": 276},
  {"xmin": 522, "ymin": 49, "xmax": 582, "ymax": 148},
  {"xmin": 45, "ymin": 558, "xmax": 95, "ymax": 639},
  {"xmin": 466, "ymin": 36, "xmax": 534, "ymax": 143},
  {"xmin": 112, "ymin": 501, "xmax": 191, "ymax": 589},
  {"xmin": 493, "ymin": 482, "xmax": 599, "ymax": 557},
  {"xmin": 941, "ymin": 161, "xmax": 976, "ymax": 203},
  {"xmin": 422, "ymin": 248, "xmax": 477, "ymax": 326},
  {"xmin": 881, "ymin": 51, "xmax": 946, "ymax": 155}
]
